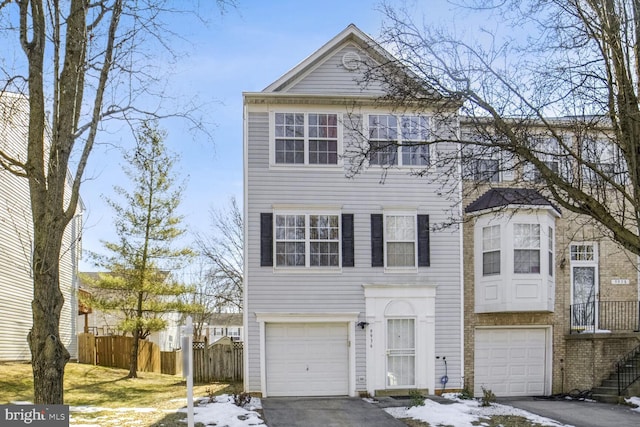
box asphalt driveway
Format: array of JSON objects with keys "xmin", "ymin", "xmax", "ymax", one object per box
[
  {"xmin": 261, "ymin": 397, "xmax": 407, "ymax": 427},
  {"xmin": 498, "ymin": 397, "xmax": 640, "ymax": 427}
]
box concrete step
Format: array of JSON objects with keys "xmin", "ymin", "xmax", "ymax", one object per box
[
  {"xmin": 591, "ymin": 386, "xmax": 618, "ymax": 396},
  {"xmin": 592, "ymin": 393, "xmax": 625, "ymax": 404},
  {"xmin": 599, "ymin": 379, "xmax": 620, "ymax": 389}
]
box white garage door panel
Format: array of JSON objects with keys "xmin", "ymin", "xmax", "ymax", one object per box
[
  {"xmin": 474, "ymin": 328, "xmax": 547, "ymax": 397},
  {"xmin": 266, "ymin": 323, "xmax": 348, "ymax": 397}
]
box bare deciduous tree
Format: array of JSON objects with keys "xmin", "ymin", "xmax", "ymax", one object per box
[
  {"xmin": 350, "ymin": 0, "xmax": 640, "ymax": 255},
  {"xmin": 195, "ymin": 197, "xmax": 243, "ymax": 313},
  {"xmin": 0, "ymin": 0, "xmax": 232, "ymax": 403}
]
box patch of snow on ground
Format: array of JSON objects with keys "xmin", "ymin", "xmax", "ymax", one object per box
[
  {"xmin": 178, "ymin": 394, "xmax": 265, "ymax": 427},
  {"xmin": 626, "ymin": 396, "xmax": 640, "ymax": 413},
  {"xmin": 385, "ymin": 395, "xmax": 574, "ymax": 427}
]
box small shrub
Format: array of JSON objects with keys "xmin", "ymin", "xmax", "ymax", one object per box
[
  {"xmin": 232, "ymin": 392, "xmax": 252, "ymax": 408},
  {"xmin": 457, "ymin": 387, "xmax": 473, "ymax": 400},
  {"xmin": 409, "ymin": 389, "xmax": 425, "ymax": 407},
  {"xmin": 480, "ymin": 386, "xmax": 496, "ymax": 407},
  {"xmin": 205, "ymin": 386, "xmax": 216, "ymax": 403}
]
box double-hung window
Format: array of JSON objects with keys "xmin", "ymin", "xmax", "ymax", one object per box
[
  {"xmin": 385, "ymin": 214, "xmax": 416, "ymax": 267},
  {"xmin": 580, "ymin": 137, "xmax": 624, "ymax": 184},
  {"xmin": 274, "ymin": 213, "xmax": 340, "ymax": 267},
  {"xmin": 371, "ymin": 213, "xmax": 430, "ymax": 268},
  {"xmin": 482, "ymin": 225, "xmax": 500, "ymax": 276},
  {"xmin": 461, "ymin": 143, "xmax": 500, "ymax": 182},
  {"xmin": 368, "ymin": 114, "xmax": 430, "ymax": 167},
  {"xmin": 274, "ymin": 112, "xmax": 339, "ymax": 165},
  {"xmin": 524, "ymin": 137, "xmax": 560, "ymax": 182},
  {"xmin": 514, "ymin": 224, "xmax": 540, "ymax": 273}
]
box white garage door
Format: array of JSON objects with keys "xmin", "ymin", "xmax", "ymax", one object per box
[
  {"xmin": 474, "ymin": 328, "xmax": 548, "ymax": 397},
  {"xmin": 266, "ymin": 322, "xmax": 348, "ymax": 397}
]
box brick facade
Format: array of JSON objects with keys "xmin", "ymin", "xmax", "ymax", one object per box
[{"xmin": 463, "ymin": 185, "xmax": 640, "ymax": 395}]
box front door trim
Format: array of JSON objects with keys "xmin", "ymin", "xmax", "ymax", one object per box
[{"xmin": 363, "ymin": 284, "xmax": 436, "ymax": 396}]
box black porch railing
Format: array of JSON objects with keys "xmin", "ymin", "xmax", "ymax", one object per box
[
  {"xmin": 617, "ymin": 344, "xmax": 640, "ymax": 395},
  {"xmin": 569, "ymin": 301, "xmax": 640, "ymax": 333}
]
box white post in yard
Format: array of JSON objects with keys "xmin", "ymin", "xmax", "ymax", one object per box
[{"xmin": 182, "ymin": 315, "xmax": 194, "ymax": 427}]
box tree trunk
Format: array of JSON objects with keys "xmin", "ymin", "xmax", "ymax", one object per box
[
  {"xmin": 128, "ymin": 327, "xmax": 140, "ymax": 378},
  {"xmin": 28, "ymin": 226, "xmax": 71, "ymax": 404}
]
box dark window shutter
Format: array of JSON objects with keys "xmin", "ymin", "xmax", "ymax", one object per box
[
  {"xmin": 260, "ymin": 213, "xmax": 273, "ymax": 267},
  {"xmin": 371, "ymin": 214, "xmax": 384, "ymax": 267},
  {"xmin": 342, "ymin": 214, "xmax": 354, "ymax": 267},
  {"xmin": 417, "ymin": 214, "xmax": 430, "ymax": 267}
]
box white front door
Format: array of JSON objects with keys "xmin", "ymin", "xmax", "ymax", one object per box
[{"xmin": 386, "ymin": 318, "xmax": 415, "ymax": 388}]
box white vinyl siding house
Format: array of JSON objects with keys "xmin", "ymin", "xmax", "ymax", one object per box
[
  {"xmin": 0, "ymin": 92, "xmax": 82, "ymax": 361},
  {"xmin": 244, "ymin": 25, "xmax": 463, "ymax": 397}
]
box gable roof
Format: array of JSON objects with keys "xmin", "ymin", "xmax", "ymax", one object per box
[
  {"xmin": 206, "ymin": 313, "xmax": 242, "ymax": 326},
  {"xmin": 264, "ymin": 24, "xmax": 379, "ymax": 93},
  {"xmin": 260, "ymin": 24, "xmax": 448, "ymax": 104},
  {"xmin": 465, "ymin": 188, "xmax": 561, "ymax": 215}
]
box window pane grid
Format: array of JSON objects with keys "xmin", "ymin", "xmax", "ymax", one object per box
[
  {"xmin": 309, "ymin": 140, "xmax": 338, "ymax": 164},
  {"xmin": 275, "ymin": 112, "xmax": 338, "ymax": 165},
  {"xmin": 571, "ymin": 244, "xmax": 594, "ymax": 261},
  {"xmin": 369, "ymin": 115, "xmax": 430, "ymax": 166},
  {"xmin": 275, "ymin": 215, "xmax": 305, "ymax": 267},
  {"xmin": 275, "ymin": 213, "xmax": 340, "ymax": 267},
  {"xmin": 402, "ymin": 145, "xmax": 430, "ymax": 166},
  {"xmin": 309, "ymin": 215, "xmax": 339, "ymax": 266}
]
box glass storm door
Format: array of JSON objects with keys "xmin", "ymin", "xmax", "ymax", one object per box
[
  {"xmin": 572, "ymin": 266, "xmax": 597, "ymax": 330},
  {"xmin": 386, "ymin": 318, "xmax": 415, "ymax": 387}
]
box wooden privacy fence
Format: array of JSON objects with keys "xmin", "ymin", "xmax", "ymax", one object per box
[
  {"xmin": 77, "ymin": 333, "xmax": 160, "ymax": 373},
  {"xmin": 193, "ymin": 337, "xmax": 243, "ymax": 383},
  {"xmin": 160, "ymin": 349, "xmax": 182, "ymax": 376}
]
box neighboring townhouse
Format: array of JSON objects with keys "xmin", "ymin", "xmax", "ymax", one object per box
[
  {"xmin": 461, "ymin": 124, "xmax": 640, "ymax": 398},
  {"xmin": 243, "ymin": 25, "xmax": 463, "ymax": 398},
  {"xmin": 206, "ymin": 313, "xmax": 243, "ymax": 343},
  {"xmin": 0, "ymin": 92, "xmax": 82, "ymax": 361},
  {"xmin": 78, "ymin": 271, "xmax": 184, "ymax": 352}
]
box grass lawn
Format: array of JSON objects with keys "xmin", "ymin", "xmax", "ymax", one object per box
[{"xmin": 0, "ymin": 361, "xmax": 239, "ymax": 426}]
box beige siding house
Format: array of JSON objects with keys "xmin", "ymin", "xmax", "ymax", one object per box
[
  {"xmin": 461, "ymin": 126, "xmax": 640, "ymax": 399},
  {"xmin": 243, "ymin": 25, "xmax": 464, "ymax": 398},
  {"xmin": 0, "ymin": 92, "xmax": 82, "ymax": 361}
]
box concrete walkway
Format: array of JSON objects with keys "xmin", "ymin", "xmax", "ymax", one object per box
[
  {"xmin": 261, "ymin": 397, "xmax": 408, "ymax": 427},
  {"xmin": 498, "ymin": 397, "xmax": 640, "ymax": 427}
]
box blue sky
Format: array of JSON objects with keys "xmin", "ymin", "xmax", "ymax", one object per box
[{"xmin": 78, "ymin": 0, "xmax": 475, "ymax": 270}]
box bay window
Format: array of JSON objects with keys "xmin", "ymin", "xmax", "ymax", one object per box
[
  {"xmin": 482, "ymin": 225, "xmax": 500, "ymax": 276},
  {"xmin": 514, "ymin": 224, "xmax": 540, "ymax": 274}
]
